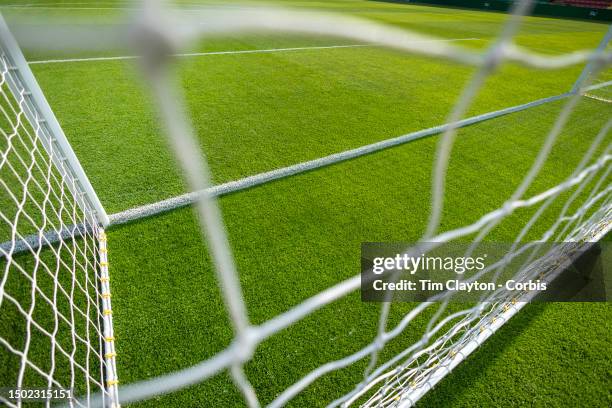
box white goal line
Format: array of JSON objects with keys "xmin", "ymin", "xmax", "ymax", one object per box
[{"xmin": 26, "ymin": 39, "xmax": 481, "ymax": 65}]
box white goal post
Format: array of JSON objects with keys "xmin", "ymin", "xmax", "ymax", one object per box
[
  {"xmin": 0, "ymin": 1, "xmax": 611, "ymax": 407},
  {"xmin": 0, "ymin": 14, "xmax": 118, "ymax": 408}
]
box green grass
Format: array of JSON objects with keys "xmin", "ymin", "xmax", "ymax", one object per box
[{"xmin": 1, "ymin": 1, "xmax": 611, "ymax": 407}]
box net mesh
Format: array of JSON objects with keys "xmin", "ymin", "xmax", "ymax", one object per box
[
  {"xmin": 116, "ymin": 3, "xmax": 611, "ymax": 407},
  {"xmin": 0, "ymin": 44, "xmax": 117, "ymax": 407}
]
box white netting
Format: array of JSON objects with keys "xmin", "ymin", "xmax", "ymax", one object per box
[
  {"xmin": 113, "ymin": 2, "xmax": 611, "ymax": 407},
  {"xmin": 0, "ymin": 32, "xmax": 118, "ymax": 408},
  {"xmin": 0, "ymin": 1, "xmax": 611, "ymax": 407}
]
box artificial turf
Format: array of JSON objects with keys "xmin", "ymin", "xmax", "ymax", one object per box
[{"xmin": 0, "ymin": 0, "xmax": 611, "ymax": 407}]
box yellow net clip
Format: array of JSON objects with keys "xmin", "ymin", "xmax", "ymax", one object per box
[
  {"xmin": 105, "ymin": 336, "xmax": 115, "ymax": 342},
  {"xmin": 107, "ymin": 380, "xmax": 119, "ymax": 387},
  {"xmin": 100, "ymin": 261, "xmax": 109, "ymax": 267},
  {"xmin": 101, "ymin": 277, "xmax": 109, "ymax": 283},
  {"xmin": 102, "ymin": 292, "xmax": 111, "ymax": 299},
  {"xmin": 103, "ymin": 309, "xmax": 113, "ymax": 316},
  {"xmin": 105, "ymin": 352, "xmax": 116, "ymax": 359}
]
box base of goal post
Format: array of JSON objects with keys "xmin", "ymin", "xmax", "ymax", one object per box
[
  {"xmin": 98, "ymin": 229, "xmax": 120, "ymax": 408},
  {"xmin": 393, "ymin": 224, "xmax": 612, "ymax": 407}
]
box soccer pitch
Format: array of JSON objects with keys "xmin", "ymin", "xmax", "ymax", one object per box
[{"xmin": 0, "ymin": 0, "xmax": 611, "ymax": 407}]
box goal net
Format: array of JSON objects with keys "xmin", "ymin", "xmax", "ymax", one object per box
[
  {"xmin": 0, "ymin": 1, "xmax": 611, "ymax": 407},
  {"xmin": 0, "ymin": 16, "xmax": 118, "ymax": 408},
  {"xmin": 115, "ymin": 2, "xmax": 611, "ymax": 405}
]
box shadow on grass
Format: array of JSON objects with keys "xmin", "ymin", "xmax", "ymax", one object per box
[{"xmin": 416, "ymin": 302, "xmax": 548, "ymax": 407}]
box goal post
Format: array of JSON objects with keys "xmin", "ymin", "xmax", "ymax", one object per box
[
  {"xmin": 0, "ymin": 15, "xmax": 108, "ymax": 229},
  {"xmin": 0, "ymin": 14, "xmax": 118, "ymax": 408}
]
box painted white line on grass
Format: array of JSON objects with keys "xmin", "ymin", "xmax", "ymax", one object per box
[
  {"xmin": 583, "ymin": 93, "xmax": 612, "ymax": 103},
  {"xmin": 108, "ymin": 92, "xmax": 569, "ymax": 226},
  {"xmin": 28, "ymin": 44, "xmax": 367, "ymax": 64},
  {"xmin": 27, "ymin": 38, "xmax": 481, "ymax": 65}
]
